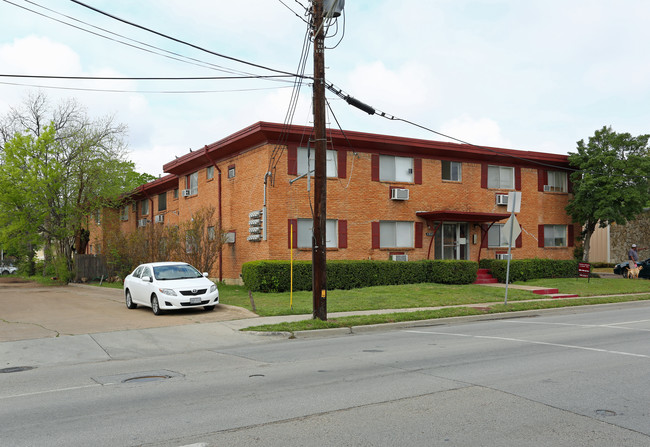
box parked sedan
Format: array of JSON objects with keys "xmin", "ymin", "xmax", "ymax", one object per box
[
  {"xmin": 613, "ymin": 258, "xmax": 650, "ymax": 279},
  {"xmin": 123, "ymin": 262, "xmax": 219, "ymax": 315}
]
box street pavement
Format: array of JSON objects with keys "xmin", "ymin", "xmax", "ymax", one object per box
[{"xmin": 0, "ymin": 278, "xmax": 644, "ymax": 369}]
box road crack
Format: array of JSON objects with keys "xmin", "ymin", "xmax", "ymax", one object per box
[{"xmin": 0, "ymin": 318, "xmax": 60, "ymax": 337}]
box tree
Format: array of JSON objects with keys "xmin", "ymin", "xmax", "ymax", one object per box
[
  {"xmin": 0, "ymin": 93, "xmax": 154, "ymax": 279},
  {"xmin": 566, "ymin": 126, "xmax": 650, "ymax": 262}
]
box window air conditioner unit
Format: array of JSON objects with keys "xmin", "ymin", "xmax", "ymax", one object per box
[
  {"xmin": 247, "ymin": 234, "xmax": 262, "ymax": 242},
  {"xmin": 495, "ymin": 194, "xmax": 508, "ymax": 206},
  {"xmin": 496, "ymin": 253, "xmax": 510, "ymax": 260},
  {"xmin": 391, "ymin": 254, "xmax": 408, "ymax": 262},
  {"xmin": 154, "ymin": 214, "xmax": 164, "ymax": 223},
  {"xmin": 137, "ymin": 218, "xmax": 148, "ymax": 227},
  {"xmin": 391, "ymin": 188, "xmax": 409, "ymax": 200},
  {"xmin": 543, "ymin": 185, "xmax": 552, "ymax": 192},
  {"xmin": 182, "ymin": 189, "xmax": 192, "ymax": 197}
]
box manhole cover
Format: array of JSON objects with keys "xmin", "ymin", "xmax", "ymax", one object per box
[
  {"xmin": 0, "ymin": 366, "xmax": 35, "ymax": 374},
  {"xmin": 122, "ymin": 375, "xmax": 171, "ymax": 383},
  {"xmin": 595, "ymin": 409, "xmax": 617, "ymax": 417}
]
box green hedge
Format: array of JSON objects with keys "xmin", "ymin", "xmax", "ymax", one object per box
[
  {"xmin": 241, "ymin": 259, "xmax": 479, "ymax": 293},
  {"xmin": 479, "ymin": 258, "xmax": 580, "ymax": 282}
]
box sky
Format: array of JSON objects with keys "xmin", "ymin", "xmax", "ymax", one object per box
[{"xmin": 1, "ymin": 0, "xmax": 649, "ymax": 177}]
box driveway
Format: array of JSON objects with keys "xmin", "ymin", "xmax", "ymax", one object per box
[{"xmin": 0, "ymin": 278, "xmax": 257, "ymax": 342}]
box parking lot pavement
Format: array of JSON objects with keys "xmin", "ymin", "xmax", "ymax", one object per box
[{"xmin": 0, "ymin": 280, "xmax": 258, "ymax": 342}]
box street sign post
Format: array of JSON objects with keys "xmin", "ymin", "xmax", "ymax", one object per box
[{"xmin": 504, "ymin": 192, "xmax": 522, "ymax": 305}]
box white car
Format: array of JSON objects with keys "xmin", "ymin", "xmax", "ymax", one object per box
[{"xmin": 123, "ymin": 262, "xmax": 219, "ymax": 315}]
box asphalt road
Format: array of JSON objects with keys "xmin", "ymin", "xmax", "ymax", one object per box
[{"xmin": 2, "ymin": 301, "xmax": 650, "ymax": 446}]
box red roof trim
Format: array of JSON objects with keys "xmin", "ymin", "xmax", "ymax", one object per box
[
  {"xmin": 416, "ymin": 211, "xmax": 510, "ymax": 223},
  {"xmin": 161, "ymin": 121, "xmax": 571, "ymax": 176}
]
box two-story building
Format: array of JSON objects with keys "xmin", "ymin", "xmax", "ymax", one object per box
[{"xmin": 88, "ymin": 121, "xmax": 578, "ymax": 283}]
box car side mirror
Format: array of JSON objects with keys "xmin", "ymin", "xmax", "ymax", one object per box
[
  {"xmin": 142, "ymin": 275, "xmax": 152, "ymax": 283},
  {"xmin": 203, "ymin": 272, "xmax": 209, "ymax": 278}
]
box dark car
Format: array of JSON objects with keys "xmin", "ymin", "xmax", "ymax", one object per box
[{"xmin": 613, "ymin": 258, "xmax": 650, "ymax": 279}]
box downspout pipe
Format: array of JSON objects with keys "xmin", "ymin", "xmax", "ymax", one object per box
[
  {"xmin": 263, "ymin": 171, "xmax": 272, "ymax": 241},
  {"xmin": 204, "ymin": 146, "xmax": 223, "ymax": 282}
]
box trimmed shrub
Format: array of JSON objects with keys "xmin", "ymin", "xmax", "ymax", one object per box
[
  {"xmin": 242, "ymin": 259, "xmax": 478, "ymax": 293},
  {"xmin": 479, "ymin": 258, "xmax": 579, "ymax": 282}
]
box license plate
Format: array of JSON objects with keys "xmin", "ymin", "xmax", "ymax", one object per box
[{"xmin": 190, "ymin": 297, "xmax": 201, "ymax": 305}]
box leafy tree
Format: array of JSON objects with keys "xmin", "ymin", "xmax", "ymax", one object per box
[
  {"xmin": 566, "ymin": 126, "xmax": 650, "ymax": 262},
  {"xmin": 0, "ymin": 93, "xmax": 154, "ymax": 279}
]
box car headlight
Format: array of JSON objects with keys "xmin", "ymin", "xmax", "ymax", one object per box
[
  {"xmin": 209, "ymin": 284, "xmax": 217, "ymax": 293},
  {"xmin": 158, "ymin": 288, "xmax": 177, "ymax": 296}
]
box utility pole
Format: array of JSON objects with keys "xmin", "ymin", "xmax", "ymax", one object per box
[{"xmin": 312, "ymin": 0, "xmax": 327, "ymax": 320}]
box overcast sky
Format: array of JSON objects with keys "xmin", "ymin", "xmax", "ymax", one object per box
[{"xmin": 1, "ymin": 0, "xmax": 649, "ymax": 176}]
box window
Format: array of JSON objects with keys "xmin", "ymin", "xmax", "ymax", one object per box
[
  {"xmin": 94, "ymin": 210, "xmax": 101, "ymax": 225},
  {"xmin": 379, "ymin": 221, "xmax": 413, "ymax": 248},
  {"xmin": 297, "ymin": 147, "xmax": 338, "ymax": 177},
  {"xmin": 228, "ymin": 165, "xmax": 236, "ymax": 179},
  {"xmin": 544, "ymin": 225, "xmax": 567, "ymax": 247},
  {"xmin": 131, "ymin": 203, "xmax": 137, "ymax": 213},
  {"xmin": 158, "ymin": 193, "xmax": 167, "ymax": 212},
  {"xmin": 487, "ymin": 224, "xmax": 509, "ymax": 247},
  {"xmin": 208, "ymin": 226, "xmax": 216, "ymax": 241},
  {"xmin": 186, "ymin": 172, "xmax": 198, "ymax": 195},
  {"xmin": 185, "ymin": 230, "xmax": 198, "ymax": 253},
  {"xmin": 488, "ymin": 165, "xmax": 514, "ymax": 189},
  {"xmin": 380, "ymin": 155, "xmax": 413, "ymax": 182},
  {"xmin": 173, "ymin": 188, "xmax": 179, "ymax": 199},
  {"xmin": 546, "ymin": 171, "xmax": 567, "ymax": 192},
  {"xmin": 132, "ymin": 266, "xmax": 143, "ymax": 278},
  {"xmin": 141, "ymin": 199, "xmax": 149, "ymax": 215},
  {"xmin": 120, "ymin": 205, "xmax": 129, "ymax": 221},
  {"xmin": 206, "ymin": 165, "xmax": 214, "ymax": 180},
  {"xmin": 442, "ymin": 161, "xmax": 461, "ymax": 181},
  {"xmin": 296, "ymin": 218, "xmax": 338, "ymax": 248}
]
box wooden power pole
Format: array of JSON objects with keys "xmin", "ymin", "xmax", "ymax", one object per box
[{"xmin": 312, "ymin": 0, "xmax": 327, "ymax": 320}]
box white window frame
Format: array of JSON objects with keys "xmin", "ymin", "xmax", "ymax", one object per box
[
  {"xmin": 379, "ymin": 221, "xmax": 413, "ymax": 248},
  {"xmin": 206, "ymin": 165, "xmax": 214, "ymax": 180},
  {"xmin": 544, "ymin": 225, "xmax": 567, "ymax": 247},
  {"xmin": 120, "ymin": 205, "xmax": 129, "ymax": 221},
  {"xmin": 186, "ymin": 172, "xmax": 198, "ymax": 195},
  {"xmin": 546, "ymin": 171, "xmax": 568, "ymax": 192},
  {"xmin": 141, "ymin": 200, "xmax": 149, "ymax": 216},
  {"xmin": 488, "ymin": 165, "xmax": 515, "ymax": 189},
  {"xmin": 487, "ymin": 224, "xmax": 509, "ymax": 248},
  {"xmin": 380, "ymin": 155, "xmax": 413, "ymax": 182},
  {"xmin": 228, "ymin": 166, "xmax": 236, "ymax": 178},
  {"xmin": 441, "ymin": 160, "xmax": 462, "ymax": 181},
  {"xmin": 297, "ymin": 218, "xmax": 338, "ymax": 248},
  {"xmin": 297, "ymin": 147, "xmax": 338, "ymax": 178}
]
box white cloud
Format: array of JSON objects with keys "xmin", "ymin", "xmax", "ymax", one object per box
[{"xmin": 440, "ymin": 114, "xmax": 511, "ymax": 148}]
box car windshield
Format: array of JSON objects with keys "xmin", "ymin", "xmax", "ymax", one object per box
[{"xmin": 153, "ymin": 264, "xmax": 203, "ymax": 280}]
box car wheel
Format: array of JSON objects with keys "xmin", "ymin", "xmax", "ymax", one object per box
[
  {"xmin": 125, "ymin": 290, "xmax": 137, "ymax": 309},
  {"xmin": 204, "ymin": 305, "xmax": 215, "ymax": 311},
  {"xmin": 151, "ymin": 294, "xmax": 163, "ymax": 316},
  {"xmin": 623, "ymin": 270, "xmax": 629, "ymax": 278},
  {"xmin": 1, "ymin": 270, "xmax": 8, "ymax": 275}
]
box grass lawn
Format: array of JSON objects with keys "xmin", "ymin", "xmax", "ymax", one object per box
[{"xmin": 219, "ymin": 276, "xmax": 650, "ymax": 317}]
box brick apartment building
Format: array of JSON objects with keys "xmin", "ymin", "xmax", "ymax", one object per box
[{"xmin": 87, "ymin": 121, "xmax": 578, "ymax": 283}]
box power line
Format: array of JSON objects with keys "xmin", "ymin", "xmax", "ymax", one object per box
[
  {"xmin": 277, "ymin": 0, "xmax": 309, "ymax": 24},
  {"xmin": 0, "ymin": 74, "xmax": 295, "ymax": 81},
  {"xmin": 6, "ymin": 0, "xmax": 288, "ymax": 79},
  {"xmin": 69, "ymin": 0, "xmax": 311, "ymax": 80},
  {"xmin": 0, "ymin": 80, "xmax": 297, "ymax": 94},
  {"xmin": 325, "ymin": 82, "xmax": 579, "ymax": 173}
]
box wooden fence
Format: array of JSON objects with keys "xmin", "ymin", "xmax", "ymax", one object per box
[{"xmin": 74, "ymin": 254, "xmax": 110, "ymax": 282}]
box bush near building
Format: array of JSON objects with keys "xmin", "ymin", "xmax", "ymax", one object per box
[
  {"xmin": 242, "ymin": 259, "xmax": 478, "ymax": 293},
  {"xmin": 479, "ymin": 258, "xmax": 579, "ymax": 282}
]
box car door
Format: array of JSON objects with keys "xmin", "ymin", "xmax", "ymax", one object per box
[{"xmin": 130, "ymin": 266, "xmax": 152, "ymax": 305}]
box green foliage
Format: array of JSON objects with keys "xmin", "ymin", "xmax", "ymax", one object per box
[
  {"xmin": 242, "ymin": 260, "xmax": 479, "ymax": 293},
  {"xmin": 566, "ymin": 126, "xmax": 650, "ymax": 261},
  {"xmin": 479, "ymin": 258, "xmax": 579, "ymax": 282}
]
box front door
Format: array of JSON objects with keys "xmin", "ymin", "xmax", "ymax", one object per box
[{"xmin": 435, "ymin": 223, "xmax": 469, "ymax": 260}]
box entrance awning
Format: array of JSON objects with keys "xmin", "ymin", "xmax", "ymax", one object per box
[
  {"xmin": 415, "ymin": 210, "xmax": 510, "ymax": 223},
  {"xmin": 415, "ymin": 210, "xmax": 511, "ymax": 261}
]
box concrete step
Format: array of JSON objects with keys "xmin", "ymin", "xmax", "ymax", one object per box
[
  {"xmin": 532, "ymin": 288, "xmax": 559, "ymax": 295},
  {"xmin": 474, "ymin": 278, "xmax": 499, "ymax": 284}
]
